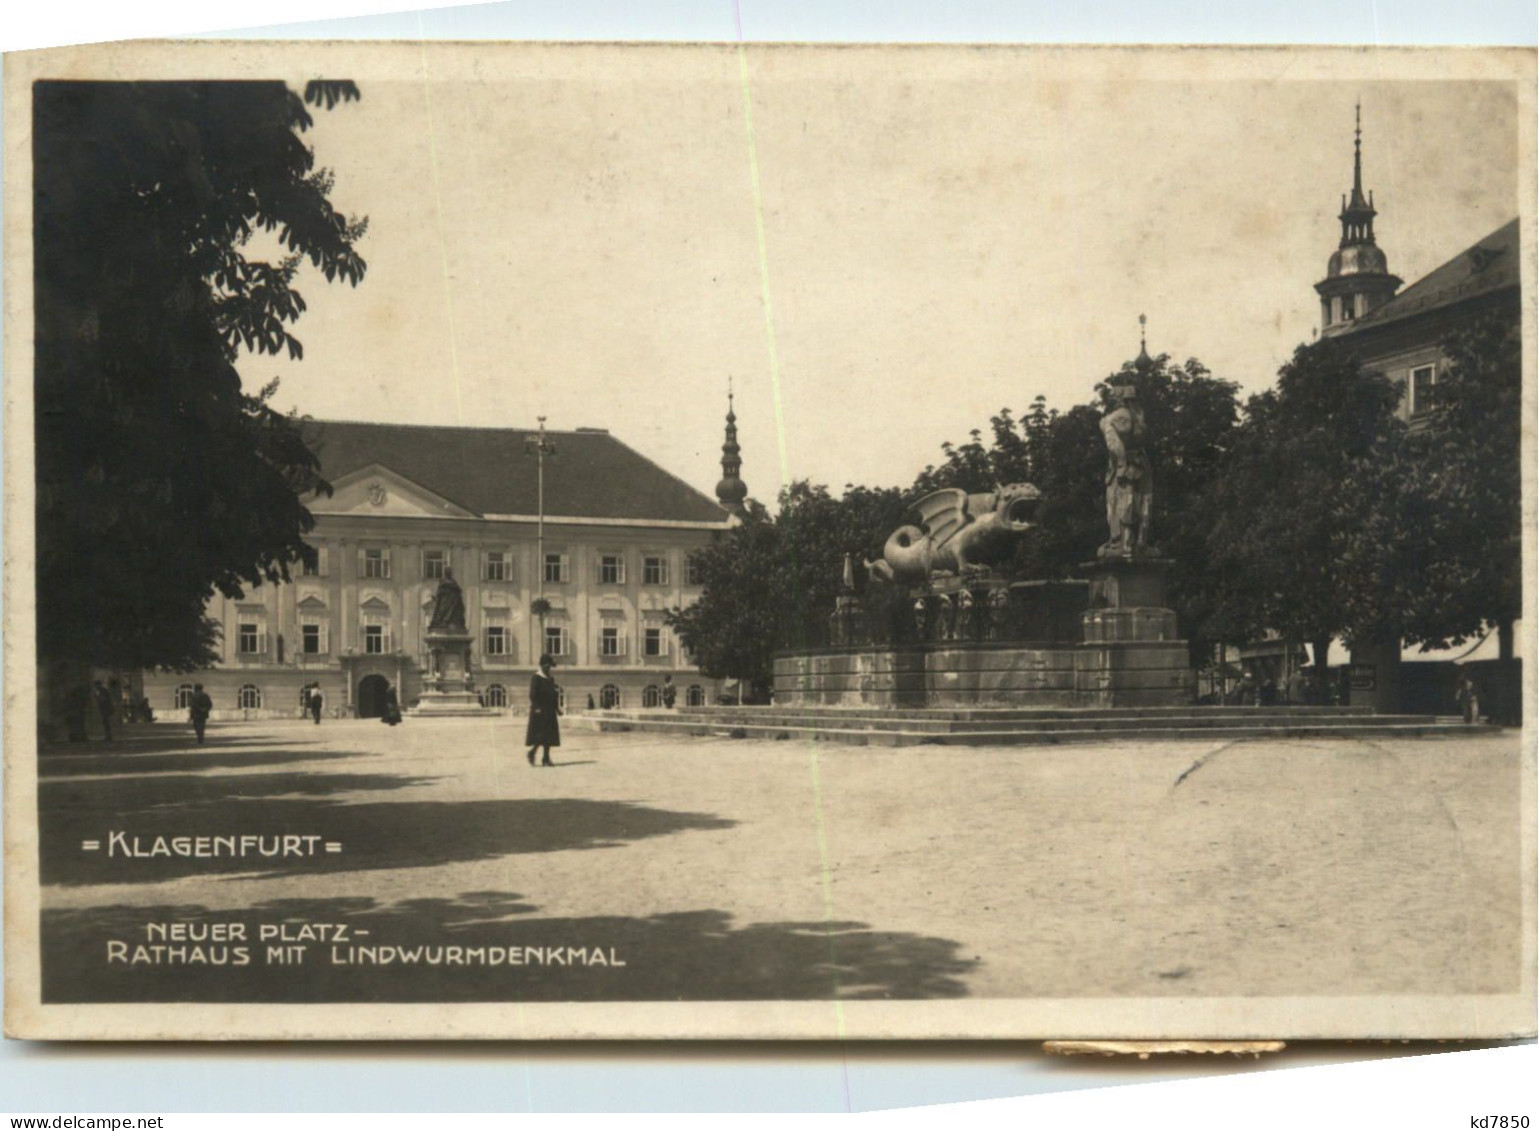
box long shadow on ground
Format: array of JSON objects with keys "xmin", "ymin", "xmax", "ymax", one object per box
[
  {"xmin": 41, "ymin": 770, "xmax": 736, "ymax": 885},
  {"xmin": 40, "ymin": 747, "xmax": 363, "ymax": 777},
  {"xmin": 41, "ymin": 892, "xmax": 976, "ymax": 1001}
]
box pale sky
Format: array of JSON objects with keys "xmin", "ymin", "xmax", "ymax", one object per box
[{"xmin": 254, "ymin": 48, "xmax": 1522, "ymax": 502}]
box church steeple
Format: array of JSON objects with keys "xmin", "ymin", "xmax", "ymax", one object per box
[
  {"xmin": 714, "ymin": 380, "xmax": 748, "ymax": 518},
  {"xmin": 1315, "ymin": 102, "xmax": 1401, "ymax": 336},
  {"xmin": 1338, "ymin": 101, "xmax": 1378, "ymax": 247}
]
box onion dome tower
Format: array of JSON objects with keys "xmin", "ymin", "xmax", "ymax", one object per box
[
  {"xmin": 1315, "ymin": 102, "xmax": 1402, "ymax": 336},
  {"xmin": 714, "ymin": 381, "xmax": 748, "ymax": 518}
]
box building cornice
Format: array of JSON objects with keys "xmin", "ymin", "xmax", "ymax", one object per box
[{"xmin": 308, "ymin": 509, "xmax": 731, "ymax": 532}]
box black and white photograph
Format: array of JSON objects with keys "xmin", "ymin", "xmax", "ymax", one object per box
[{"xmin": 3, "ymin": 39, "xmax": 1533, "ymax": 1041}]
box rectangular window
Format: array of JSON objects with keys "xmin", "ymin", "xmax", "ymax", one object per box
[
  {"xmin": 644, "ymin": 626, "xmax": 667, "ymax": 657},
  {"xmin": 484, "ymin": 550, "xmax": 510, "ymax": 582},
  {"xmin": 363, "ymin": 548, "xmax": 389, "ymax": 579},
  {"xmin": 423, "ymin": 548, "xmax": 447, "ymax": 579},
  {"xmin": 600, "ymin": 626, "xmax": 622, "ymax": 657},
  {"xmin": 685, "ymin": 554, "xmax": 703, "ymax": 587},
  {"xmin": 599, "ymin": 554, "xmax": 625, "ymax": 585},
  {"xmin": 643, "ymin": 555, "xmax": 668, "ymax": 585},
  {"xmin": 485, "ymin": 624, "xmax": 508, "ymax": 656},
  {"xmin": 301, "ymin": 544, "xmax": 327, "ymax": 576},
  {"xmin": 361, "ymin": 614, "xmax": 390, "ymax": 655},
  {"xmin": 544, "ymin": 553, "xmax": 569, "ymax": 584},
  {"xmin": 544, "ymin": 625, "xmax": 568, "ymax": 658},
  {"xmin": 237, "ymin": 622, "xmax": 261, "ymax": 654},
  {"xmin": 301, "ymin": 622, "xmax": 323, "ymax": 655},
  {"xmin": 1411, "ymin": 365, "xmax": 1437, "ymax": 416}
]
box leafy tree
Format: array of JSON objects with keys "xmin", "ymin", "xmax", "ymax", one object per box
[
  {"xmin": 1336, "ymin": 313, "xmax": 1522, "ymax": 654},
  {"xmin": 667, "ymin": 484, "xmax": 909, "ymax": 695},
  {"xmin": 1200, "ymin": 338, "xmax": 1404, "ymax": 669},
  {"xmin": 665, "ymin": 501, "xmax": 782, "ymax": 698},
  {"xmin": 33, "ymin": 80, "xmax": 367, "ymax": 736}
]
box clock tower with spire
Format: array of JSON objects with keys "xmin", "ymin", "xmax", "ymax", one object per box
[{"xmin": 1315, "ymin": 103, "xmax": 1402, "ymax": 336}]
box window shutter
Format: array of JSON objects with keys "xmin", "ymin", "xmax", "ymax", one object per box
[
  {"xmin": 319, "ymin": 546, "xmax": 329, "ymax": 577},
  {"xmin": 257, "ymin": 631, "xmax": 268, "ymax": 656},
  {"xmin": 319, "ymin": 624, "xmax": 330, "ymax": 655},
  {"xmin": 382, "ymin": 548, "xmax": 392, "ymax": 579},
  {"xmin": 618, "ymin": 557, "xmax": 627, "ymax": 585},
  {"xmin": 660, "ymin": 630, "xmax": 671, "ymax": 657},
  {"xmin": 618, "ymin": 631, "xmax": 629, "ymax": 657},
  {"xmin": 357, "ymin": 548, "xmax": 366, "ymax": 576},
  {"xmin": 383, "ymin": 624, "xmax": 393, "ymax": 653},
  {"xmin": 593, "ymin": 555, "xmax": 604, "ymax": 584},
  {"xmin": 421, "ymin": 548, "xmax": 429, "ymax": 576},
  {"xmin": 660, "ymin": 559, "xmax": 669, "ymax": 586},
  {"xmin": 560, "ymin": 556, "xmax": 570, "ymax": 583}
]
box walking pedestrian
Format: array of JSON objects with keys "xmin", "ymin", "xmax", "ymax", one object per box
[
  {"xmin": 189, "ymin": 683, "xmax": 212, "ymax": 744},
  {"xmin": 1456, "ymin": 671, "xmax": 1481, "ymax": 724},
  {"xmin": 382, "ymin": 682, "xmax": 402, "ymax": 726},
  {"xmin": 525, "ymin": 654, "xmax": 561, "ymax": 767},
  {"xmin": 308, "ymin": 683, "xmax": 324, "ymax": 725},
  {"xmin": 92, "ymin": 680, "xmax": 115, "ymax": 742}
]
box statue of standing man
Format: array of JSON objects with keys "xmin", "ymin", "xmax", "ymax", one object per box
[{"xmin": 1099, "ymin": 385, "xmax": 1153, "ymax": 556}]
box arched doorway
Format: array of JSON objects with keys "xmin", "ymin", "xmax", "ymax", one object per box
[{"xmin": 357, "ymin": 674, "xmax": 389, "ymax": 719}]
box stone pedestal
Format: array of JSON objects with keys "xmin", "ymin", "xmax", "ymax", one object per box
[
  {"xmin": 1076, "ymin": 552, "xmax": 1193, "ymax": 706},
  {"xmin": 409, "ymin": 630, "xmax": 493, "ymax": 716}
]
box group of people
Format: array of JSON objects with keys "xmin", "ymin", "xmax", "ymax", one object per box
[
  {"xmin": 85, "ymin": 679, "xmax": 156, "ymax": 742},
  {"xmin": 1218, "ymin": 666, "xmax": 1335, "ymax": 708}
]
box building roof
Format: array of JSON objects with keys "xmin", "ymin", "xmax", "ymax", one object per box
[
  {"xmin": 1346, "ymin": 217, "xmax": 1521, "ymax": 333},
  {"xmin": 303, "ymin": 419, "xmax": 730, "ymax": 524}
]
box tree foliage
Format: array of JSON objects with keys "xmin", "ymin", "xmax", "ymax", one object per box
[
  {"xmin": 1198, "ymin": 338, "xmax": 1405, "ymax": 663},
  {"xmin": 1335, "ymin": 314, "xmax": 1522, "ymax": 650},
  {"xmin": 666, "ymin": 485, "xmax": 909, "ymax": 695},
  {"xmin": 34, "ymin": 80, "xmax": 368, "ymax": 679}
]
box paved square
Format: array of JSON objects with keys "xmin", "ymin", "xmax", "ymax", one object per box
[{"xmin": 37, "ymin": 717, "xmax": 1523, "ymax": 1003}]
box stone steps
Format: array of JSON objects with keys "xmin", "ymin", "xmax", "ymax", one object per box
[
  {"xmin": 687, "ymin": 704, "xmax": 1372, "ymax": 717},
  {"xmin": 570, "ymin": 709, "xmax": 1501, "ymax": 747},
  {"xmin": 648, "ymin": 707, "xmax": 1384, "ymax": 734}
]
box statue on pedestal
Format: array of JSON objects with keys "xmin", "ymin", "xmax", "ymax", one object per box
[
  {"xmin": 1099, "ymin": 385, "xmax": 1153, "ymax": 557},
  {"xmin": 428, "ymin": 568, "xmax": 467, "ymax": 634}
]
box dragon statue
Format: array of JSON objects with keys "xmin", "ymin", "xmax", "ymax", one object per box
[{"xmin": 866, "ymin": 483, "xmax": 1042, "ymax": 587}]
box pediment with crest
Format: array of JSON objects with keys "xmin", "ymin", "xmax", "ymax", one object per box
[{"xmin": 309, "ymin": 464, "xmax": 477, "ymax": 519}]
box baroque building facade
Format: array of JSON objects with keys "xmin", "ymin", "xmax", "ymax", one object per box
[{"xmin": 144, "ymin": 414, "xmax": 747, "ymax": 720}]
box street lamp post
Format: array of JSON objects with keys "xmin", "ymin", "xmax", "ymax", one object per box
[{"xmin": 525, "ymin": 417, "xmax": 556, "ymax": 649}]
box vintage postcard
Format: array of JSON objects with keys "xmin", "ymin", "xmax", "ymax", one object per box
[{"xmin": 4, "ymin": 40, "xmax": 1535, "ymax": 1040}]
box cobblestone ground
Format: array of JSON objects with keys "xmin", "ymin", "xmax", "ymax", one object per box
[{"xmin": 34, "ymin": 716, "xmax": 1524, "ymax": 1003}]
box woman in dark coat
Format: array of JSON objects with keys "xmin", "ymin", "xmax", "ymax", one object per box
[
  {"xmin": 381, "ymin": 683, "xmax": 402, "ymax": 726},
  {"xmin": 525, "ymin": 654, "xmax": 561, "ymax": 766}
]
